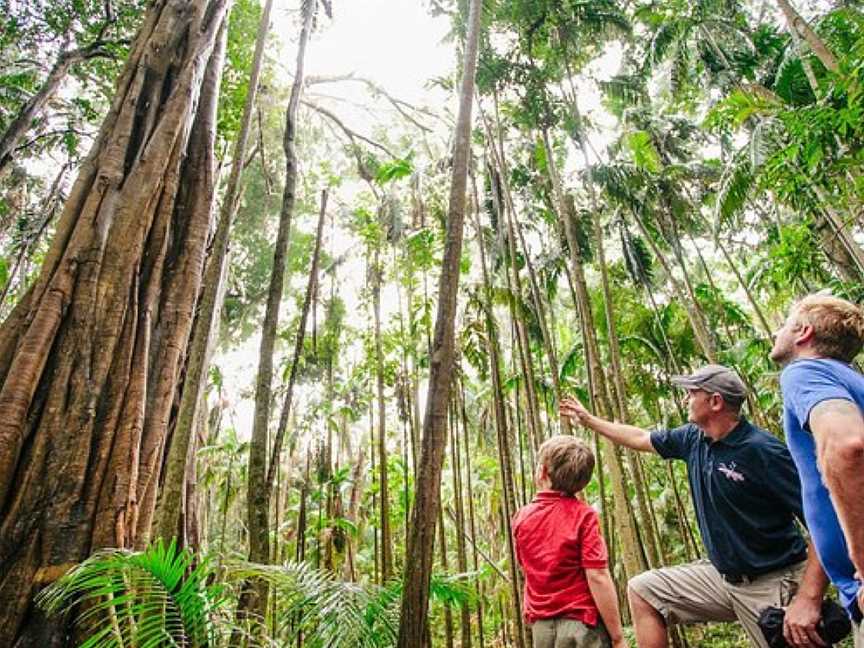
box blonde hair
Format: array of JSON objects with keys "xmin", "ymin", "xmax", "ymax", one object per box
[
  {"xmin": 537, "ymin": 435, "xmax": 595, "ymax": 495},
  {"xmin": 794, "ymin": 294, "xmax": 864, "ymax": 362}
]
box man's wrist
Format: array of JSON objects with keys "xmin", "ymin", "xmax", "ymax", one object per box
[{"xmin": 793, "ymin": 589, "xmax": 822, "ymax": 603}]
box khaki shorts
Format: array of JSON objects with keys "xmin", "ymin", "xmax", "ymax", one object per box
[
  {"xmin": 531, "ymin": 618, "xmax": 611, "ymax": 648},
  {"xmin": 854, "ymin": 621, "xmax": 864, "ymax": 648},
  {"xmin": 628, "ymin": 559, "xmax": 806, "ymax": 648}
]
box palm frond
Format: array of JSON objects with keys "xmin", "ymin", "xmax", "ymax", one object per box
[
  {"xmin": 226, "ymin": 561, "xmax": 398, "ymax": 648},
  {"xmin": 772, "ymin": 48, "xmax": 816, "ymax": 105},
  {"xmin": 649, "ymin": 20, "xmax": 685, "ymax": 66},
  {"xmin": 599, "ymin": 73, "xmax": 648, "ymax": 111},
  {"xmin": 749, "ymin": 117, "xmax": 784, "ymax": 169},
  {"xmin": 714, "ymin": 147, "xmax": 755, "ymax": 228},
  {"xmin": 37, "ymin": 540, "xmax": 224, "ymax": 648},
  {"xmin": 619, "ymin": 221, "xmax": 654, "ymax": 286}
]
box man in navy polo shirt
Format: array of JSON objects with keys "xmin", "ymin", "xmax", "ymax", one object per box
[
  {"xmin": 561, "ymin": 364, "xmax": 828, "ymax": 648},
  {"xmin": 772, "ymin": 294, "xmax": 864, "ymax": 646}
]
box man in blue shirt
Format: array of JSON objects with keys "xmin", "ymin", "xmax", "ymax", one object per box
[
  {"xmin": 561, "ymin": 364, "xmax": 827, "ymax": 648},
  {"xmin": 772, "ymin": 294, "xmax": 864, "ymax": 646}
]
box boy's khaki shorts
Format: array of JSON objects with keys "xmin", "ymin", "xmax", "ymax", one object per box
[
  {"xmin": 628, "ymin": 558, "xmax": 806, "ymax": 648},
  {"xmin": 531, "ymin": 618, "xmax": 611, "ymax": 648}
]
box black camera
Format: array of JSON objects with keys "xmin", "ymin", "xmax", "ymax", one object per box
[{"xmin": 758, "ymin": 599, "xmax": 852, "ymax": 648}]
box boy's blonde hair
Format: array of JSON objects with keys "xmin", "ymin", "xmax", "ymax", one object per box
[
  {"xmin": 537, "ymin": 435, "xmax": 595, "ymax": 495},
  {"xmin": 794, "ymin": 294, "xmax": 864, "ymax": 362}
]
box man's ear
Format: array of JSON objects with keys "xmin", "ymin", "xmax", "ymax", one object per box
[{"xmin": 795, "ymin": 323, "xmax": 815, "ymax": 347}]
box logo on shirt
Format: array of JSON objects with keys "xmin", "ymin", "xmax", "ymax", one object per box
[{"xmin": 717, "ymin": 462, "xmax": 745, "ymax": 482}]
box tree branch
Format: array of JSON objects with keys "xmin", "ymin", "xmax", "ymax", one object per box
[
  {"xmin": 305, "ymin": 72, "xmax": 443, "ymax": 131},
  {"xmin": 302, "ymin": 100, "xmax": 397, "ymax": 158}
]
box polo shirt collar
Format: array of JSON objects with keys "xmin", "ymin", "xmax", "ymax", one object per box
[
  {"xmin": 700, "ymin": 417, "xmax": 750, "ymax": 446},
  {"xmin": 534, "ymin": 490, "xmax": 574, "ymax": 501}
]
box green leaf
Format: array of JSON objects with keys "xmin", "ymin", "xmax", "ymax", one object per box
[
  {"xmin": 626, "ymin": 130, "xmax": 662, "ymax": 173},
  {"xmin": 375, "ymin": 154, "xmax": 414, "ymax": 185}
]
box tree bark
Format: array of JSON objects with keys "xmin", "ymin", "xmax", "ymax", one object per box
[
  {"xmin": 242, "ymin": 0, "xmax": 314, "ymax": 622},
  {"xmin": 450, "ymin": 398, "xmax": 473, "ymax": 648},
  {"xmin": 372, "ymin": 244, "xmax": 393, "ymax": 581},
  {"xmin": 0, "ymin": 0, "xmax": 231, "ymax": 641},
  {"xmin": 267, "ymin": 190, "xmax": 328, "ymax": 491},
  {"xmin": 471, "ymin": 175, "xmax": 527, "ymax": 648},
  {"xmin": 396, "ymin": 0, "xmax": 481, "ymax": 641},
  {"xmin": 775, "ymin": 0, "xmax": 839, "ymax": 73},
  {"xmin": 154, "ymin": 0, "xmax": 275, "ymax": 545},
  {"xmin": 543, "ymin": 130, "xmax": 646, "ymax": 582}
]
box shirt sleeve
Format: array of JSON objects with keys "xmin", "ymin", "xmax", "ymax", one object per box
[
  {"xmin": 780, "ymin": 362, "xmax": 855, "ymax": 433},
  {"xmin": 760, "ymin": 439, "xmax": 806, "ymax": 525},
  {"xmin": 511, "ymin": 508, "xmax": 525, "ymax": 567},
  {"xmin": 579, "ymin": 507, "xmax": 609, "ymax": 569},
  {"xmin": 650, "ymin": 424, "xmax": 696, "ymax": 460}
]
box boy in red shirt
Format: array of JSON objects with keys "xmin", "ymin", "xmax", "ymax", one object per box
[{"xmin": 513, "ymin": 435, "xmax": 627, "ymax": 648}]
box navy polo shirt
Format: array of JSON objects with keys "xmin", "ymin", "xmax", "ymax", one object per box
[{"xmin": 651, "ymin": 418, "xmax": 807, "ymax": 576}]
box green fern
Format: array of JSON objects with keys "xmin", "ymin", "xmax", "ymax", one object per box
[
  {"xmin": 714, "ymin": 147, "xmax": 755, "ymax": 228},
  {"xmin": 37, "ymin": 539, "xmax": 225, "ymax": 648}
]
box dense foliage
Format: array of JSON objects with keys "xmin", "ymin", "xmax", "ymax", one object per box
[{"xmin": 3, "ymin": 0, "xmax": 864, "ymax": 646}]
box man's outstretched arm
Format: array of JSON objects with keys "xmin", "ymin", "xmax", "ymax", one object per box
[
  {"xmin": 560, "ymin": 397, "xmax": 655, "ymax": 453},
  {"xmin": 810, "ymin": 398, "xmax": 864, "ymax": 576}
]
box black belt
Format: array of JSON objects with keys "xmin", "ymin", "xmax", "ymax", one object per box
[{"xmin": 719, "ymin": 572, "xmax": 757, "ymax": 585}]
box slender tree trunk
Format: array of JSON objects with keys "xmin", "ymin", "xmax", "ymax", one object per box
[
  {"xmin": 0, "ymin": 0, "xmax": 231, "ymax": 641},
  {"xmin": 472, "ymin": 175, "xmax": 528, "ymax": 648},
  {"xmin": 481, "ymin": 105, "xmax": 566, "ymax": 431},
  {"xmin": 592, "ymin": 213, "xmax": 660, "ymax": 569},
  {"xmin": 459, "ymin": 382, "xmax": 486, "ymax": 648},
  {"xmin": 370, "ymin": 403, "xmax": 380, "ymax": 584},
  {"xmin": 438, "ymin": 503, "xmax": 456, "ymax": 648},
  {"xmin": 372, "ymin": 244, "xmax": 393, "ymax": 581},
  {"xmin": 775, "ymin": 0, "xmax": 839, "ymax": 72},
  {"xmin": 0, "ymin": 43, "xmax": 112, "ymax": 178},
  {"xmin": 0, "ymin": 161, "xmax": 70, "ymax": 312},
  {"xmin": 396, "ymin": 0, "xmax": 481, "ymax": 638},
  {"xmin": 626, "ymin": 205, "xmax": 718, "ymax": 361},
  {"xmin": 242, "ymin": 0, "xmax": 314, "ymax": 622},
  {"xmin": 296, "ymin": 456, "xmax": 310, "ymax": 562},
  {"xmin": 450, "ymin": 398, "xmax": 473, "ymax": 648},
  {"xmin": 543, "ymin": 130, "xmax": 645, "ymax": 582},
  {"xmin": 268, "ymin": 191, "xmax": 328, "ymax": 490},
  {"xmin": 563, "ymin": 87, "xmax": 661, "ymax": 568},
  {"xmin": 341, "ymin": 447, "xmax": 365, "ymax": 582},
  {"xmin": 154, "ymin": 0, "xmax": 275, "ymax": 544}
]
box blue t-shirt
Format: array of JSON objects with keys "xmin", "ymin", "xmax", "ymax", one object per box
[
  {"xmin": 781, "ymin": 358, "xmax": 864, "ymax": 617},
  {"xmin": 651, "ymin": 418, "xmax": 807, "ymax": 576}
]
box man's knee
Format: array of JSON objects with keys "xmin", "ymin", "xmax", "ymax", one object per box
[{"xmin": 627, "ymin": 574, "xmax": 664, "ymax": 621}]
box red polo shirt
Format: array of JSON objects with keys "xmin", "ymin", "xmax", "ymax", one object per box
[{"xmin": 512, "ymin": 490, "xmax": 608, "ymax": 625}]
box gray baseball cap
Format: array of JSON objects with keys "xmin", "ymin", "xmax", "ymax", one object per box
[{"xmin": 671, "ymin": 364, "xmax": 747, "ymax": 405}]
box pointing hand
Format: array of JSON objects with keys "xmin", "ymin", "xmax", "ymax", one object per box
[{"xmin": 559, "ymin": 397, "xmax": 590, "ymax": 426}]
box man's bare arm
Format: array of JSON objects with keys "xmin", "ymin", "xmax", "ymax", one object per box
[
  {"xmin": 810, "ymin": 398, "xmax": 864, "ymax": 576},
  {"xmin": 560, "ymin": 397, "xmax": 655, "ymax": 453},
  {"xmin": 783, "ymin": 542, "xmax": 829, "ymax": 648}
]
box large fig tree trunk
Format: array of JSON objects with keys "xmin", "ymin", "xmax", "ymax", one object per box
[{"xmin": 0, "ymin": 0, "xmax": 231, "ymax": 642}]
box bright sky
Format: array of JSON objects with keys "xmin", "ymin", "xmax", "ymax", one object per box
[
  {"xmin": 304, "ymin": 0, "xmax": 453, "ymax": 105},
  {"xmin": 219, "ymin": 1, "xmax": 625, "ymax": 444},
  {"xmin": 219, "ymin": 1, "xmax": 455, "ymax": 442}
]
